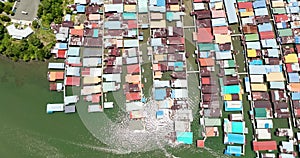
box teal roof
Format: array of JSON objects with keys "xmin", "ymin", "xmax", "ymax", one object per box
[
  {"xmin": 232, "ymin": 122, "xmax": 244, "ymax": 134},
  {"xmin": 255, "ymin": 108, "xmax": 267, "ymax": 118},
  {"xmin": 93, "ymin": 29, "xmax": 99, "ymax": 37},
  {"xmin": 222, "ymin": 85, "xmax": 240, "ymax": 94},
  {"xmin": 176, "ymin": 132, "xmax": 193, "ymax": 144}
]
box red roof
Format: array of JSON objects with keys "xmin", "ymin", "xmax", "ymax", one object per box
[
  {"xmin": 127, "ymin": 20, "xmax": 137, "ymax": 29},
  {"xmin": 126, "ymin": 92, "xmax": 141, "ymax": 101},
  {"xmin": 57, "ymin": 50, "xmax": 66, "ymax": 58},
  {"xmin": 197, "ymin": 28, "xmax": 213, "ymax": 43},
  {"xmin": 253, "ymin": 141, "xmax": 277, "ymax": 151},
  {"xmin": 197, "ymin": 140, "xmax": 204, "ymax": 148},
  {"xmin": 275, "ymin": 14, "xmax": 289, "ymax": 23},
  {"xmin": 65, "ymin": 77, "xmax": 81, "ymax": 86},
  {"xmin": 286, "ymin": 64, "xmax": 293, "ymax": 73},
  {"xmin": 127, "ymin": 64, "xmax": 140, "ymax": 74},
  {"xmin": 296, "ymin": 109, "xmax": 300, "ymax": 117},
  {"xmin": 296, "ymin": 44, "xmax": 300, "ymax": 53},
  {"xmin": 201, "ymin": 77, "xmax": 210, "ymax": 85},
  {"xmin": 259, "ymin": 31, "xmax": 275, "ymax": 40},
  {"xmin": 81, "ymin": 68, "xmax": 90, "ymax": 76},
  {"xmin": 70, "ymin": 29, "xmax": 84, "ymax": 36},
  {"xmin": 238, "ymin": 2, "xmax": 253, "ymax": 9}
]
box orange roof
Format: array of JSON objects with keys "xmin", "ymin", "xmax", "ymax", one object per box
[
  {"xmin": 201, "ymin": 77, "xmax": 210, "ymax": 85},
  {"xmin": 288, "ymin": 83, "xmax": 300, "ymax": 92},
  {"xmin": 70, "ymin": 29, "xmax": 84, "ymax": 36},
  {"xmin": 205, "ymin": 127, "xmax": 216, "ymax": 137},
  {"xmin": 253, "ymin": 141, "xmax": 277, "ymax": 151},
  {"xmin": 197, "ymin": 140, "xmax": 204, "ymax": 148},
  {"xmin": 48, "ymin": 71, "xmax": 64, "ymax": 81},
  {"xmin": 199, "ymin": 58, "xmax": 215, "ymax": 66}
]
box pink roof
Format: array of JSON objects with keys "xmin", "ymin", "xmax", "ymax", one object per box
[
  {"xmin": 238, "ymin": 2, "xmax": 253, "ymax": 9},
  {"xmin": 127, "ymin": 64, "xmax": 140, "ymax": 74},
  {"xmin": 127, "ymin": 20, "xmax": 137, "ymax": 29},
  {"xmin": 212, "ymin": 10, "xmax": 226, "ymax": 18},
  {"xmin": 197, "ymin": 28, "xmax": 213, "ymax": 43},
  {"xmin": 66, "ymin": 77, "xmax": 81, "ymax": 86}
]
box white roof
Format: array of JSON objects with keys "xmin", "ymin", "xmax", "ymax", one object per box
[
  {"xmin": 81, "ymin": 85, "xmax": 102, "ymax": 95},
  {"xmin": 250, "ymin": 75, "xmax": 264, "ymax": 83},
  {"xmin": 172, "ymin": 89, "xmax": 188, "ymax": 99},
  {"xmin": 6, "ymin": 24, "xmax": 33, "ymax": 39},
  {"xmin": 124, "ymin": 39, "xmax": 139, "ymax": 47},
  {"xmin": 175, "ymin": 121, "xmax": 191, "ymax": 132},
  {"xmin": 104, "ymin": 102, "xmax": 114, "ymax": 109},
  {"xmin": 82, "ymin": 68, "xmax": 102, "ymax": 77},
  {"xmin": 256, "ymin": 129, "xmax": 271, "ymax": 140},
  {"xmin": 256, "ymin": 119, "xmax": 273, "ymax": 128},
  {"xmin": 83, "ymin": 58, "xmax": 101, "ymax": 67},
  {"xmin": 74, "ymin": 0, "xmax": 87, "ymax": 4},
  {"xmin": 215, "ymin": 51, "xmax": 232, "ymax": 60},
  {"xmin": 193, "ymin": 3, "xmax": 205, "ymax": 10},
  {"xmin": 154, "ymin": 80, "xmax": 170, "ymax": 88},
  {"xmin": 126, "ymin": 102, "xmax": 144, "ymax": 112},
  {"xmin": 225, "ymin": 101, "xmax": 242, "ymax": 108},
  {"xmin": 230, "ymin": 113, "xmax": 243, "ymax": 121},
  {"xmin": 171, "ymin": 79, "xmax": 187, "ymax": 88},
  {"xmin": 103, "ymin": 74, "xmax": 121, "ymax": 83},
  {"xmin": 66, "ymin": 67, "xmax": 80, "ymax": 76},
  {"xmin": 105, "ymin": 4, "xmax": 123, "ymax": 13},
  {"xmin": 46, "ymin": 104, "xmax": 64, "ymax": 113},
  {"xmin": 281, "ymin": 140, "xmax": 294, "ymax": 152},
  {"xmin": 88, "ymin": 105, "xmax": 103, "ymax": 112},
  {"xmin": 56, "ymin": 83, "xmax": 63, "ymax": 91},
  {"xmin": 64, "ymin": 96, "xmax": 79, "ymax": 105},
  {"xmin": 48, "ymin": 63, "xmax": 65, "ymax": 69}
]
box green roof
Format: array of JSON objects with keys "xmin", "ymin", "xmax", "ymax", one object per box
[
  {"xmin": 255, "ymin": 108, "xmax": 267, "ymax": 118},
  {"xmin": 227, "ymin": 60, "xmax": 236, "ymax": 67},
  {"xmin": 273, "ymin": 8, "xmax": 286, "ymax": 14},
  {"xmin": 278, "ymin": 29, "xmax": 293, "ymax": 37},
  {"xmin": 245, "ymin": 34, "xmax": 259, "ymax": 41},
  {"xmin": 198, "ymin": 43, "xmax": 216, "ymax": 51},
  {"xmin": 225, "ymin": 69, "xmax": 236, "ymax": 75},
  {"xmin": 204, "ymin": 118, "xmax": 221, "ymax": 126}
]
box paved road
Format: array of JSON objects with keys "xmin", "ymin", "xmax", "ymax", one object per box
[{"xmin": 10, "ymin": 0, "xmax": 40, "ymax": 21}]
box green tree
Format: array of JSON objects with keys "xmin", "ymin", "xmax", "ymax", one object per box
[
  {"xmin": 3, "ymin": 5, "xmax": 12, "ymax": 14},
  {"xmin": 0, "ymin": 3, "xmax": 4, "ymax": 14},
  {"xmin": 0, "ymin": 15, "xmax": 11, "ymax": 22},
  {"xmin": 32, "ymin": 20, "xmax": 39, "ymax": 28},
  {"xmin": 28, "ymin": 34, "xmax": 42, "ymax": 48}
]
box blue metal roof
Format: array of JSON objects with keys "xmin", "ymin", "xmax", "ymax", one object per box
[
  {"xmin": 288, "ymin": 73, "xmax": 300, "ymax": 82},
  {"xmin": 225, "ymin": 146, "xmax": 242, "ymax": 156},
  {"xmin": 258, "ymin": 23, "xmax": 273, "ymax": 32},
  {"xmin": 76, "ymin": 5, "xmax": 85, "ymax": 13},
  {"xmin": 224, "ymin": 0, "xmax": 238, "ymax": 24},
  {"xmin": 67, "ymin": 47, "xmax": 80, "ymax": 56},
  {"xmin": 253, "ymin": 0, "xmax": 266, "ymax": 8},
  {"xmin": 156, "ymin": 0, "xmax": 165, "ymax": 7},
  {"xmin": 292, "ymin": 92, "xmax": 300, "ymax": 100},
  {"xmin": 154, "ymin": 89, "xmax": 166, "ymax": 100},
  {"xmin": 225, "ymin": 134, "xmax": 245, "ymax": 145}
]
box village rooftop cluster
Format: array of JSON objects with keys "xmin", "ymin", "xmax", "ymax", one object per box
[{"xmin": 43, "ymin": 0, "xmax": 300, "ymax": 157}]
